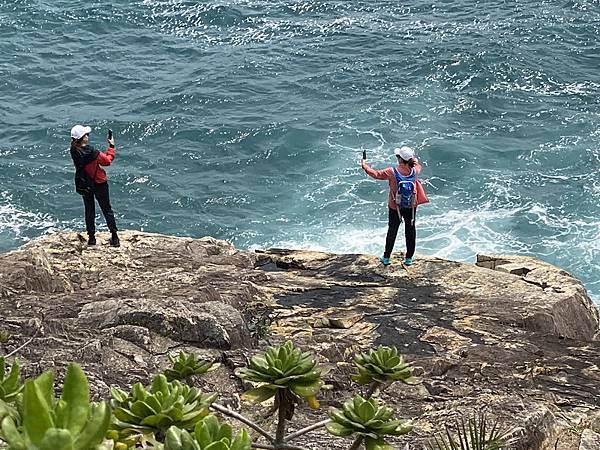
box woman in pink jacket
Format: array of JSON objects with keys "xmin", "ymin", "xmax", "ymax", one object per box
[{"xmin": 361, "ymin": 146, "xmax": 421, "ymax": 266}]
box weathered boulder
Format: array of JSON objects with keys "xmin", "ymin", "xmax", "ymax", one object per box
[
  {"xmin": 476, "ymin": 254, "xmax": 599, "ymax": 340},
  {"xmin": 0, "ymin": 246, "xmax": 72, "ymax": 295},
  {"xmin": 79, "ymin": 299, "xmax": 248, "ymax": 349}
]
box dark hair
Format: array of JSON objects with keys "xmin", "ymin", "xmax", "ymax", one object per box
[
  {"xmin": 397, "ymin": 156, "xmax": 415, "ymax": 168},
  {"xmin": 72, "ymin": 135, "xmax": 87, "ymax": 144}
]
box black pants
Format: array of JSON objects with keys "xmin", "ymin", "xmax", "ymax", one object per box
[
  {"xmin": 82, "ymin": 182, "xmax": 117, "ymax": 235},
  {"xmin": 384, "ymin": 207, "xmax": 416, "ymax": 259}
]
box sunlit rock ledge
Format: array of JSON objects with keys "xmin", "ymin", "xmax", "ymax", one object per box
[{"xmin": 1, "ymin": 231, "xmax": 599, "ymax": 449}]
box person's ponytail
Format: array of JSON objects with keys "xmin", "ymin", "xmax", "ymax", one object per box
[{"xmin": 407, "ymin": 158, "xmax": 415, "ymax": 168}]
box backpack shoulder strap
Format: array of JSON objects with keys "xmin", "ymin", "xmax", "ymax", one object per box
[{"xmin": 392, "ymin": 167, "xmax": 417, "ymax": 183}]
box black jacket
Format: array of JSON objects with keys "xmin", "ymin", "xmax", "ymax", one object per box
[{"xmin": 70, "ymin": 144, "xmax": 99, "ymax": 170}]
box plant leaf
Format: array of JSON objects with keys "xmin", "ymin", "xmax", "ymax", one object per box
[
  {"xmin": 110, "ymin": 387, "xmax": 129, "ymax": 404},
  {"xmin": 34, "ymin": 370, "xmax": 55, "ymax": 411},
  {"xmin": 3, "ymin": 359, "xmax": 21, "ymax": 393},
  {"xmin": 38, "ymin": 428, "xmax": 75, "ymax": 450},
  {"xmin": 204, "ymin": 441, "xmax": 228, "ymax": 450},
  {"xmin": 1, "ymin": 416, "xmax": 27, "ymax": 449},
  {"xmin": 326, "ymin": 422, "xmax": 354, "ymax": 437},
  {"xmin": 73, "ymin": 402, "xmax": 111, "ymax": 450},
  {"xmin": 241, "ymin": 386, "xmax": 276, "ymax": 403},
  {"xmin": 165, "ymin": 425, "xmax": 183, "ymax": 449},
  {"xmin": 58, "ymin": 364, "xmax": 90, "ymax": 436},
  {"xmin": 23, "ymin": 377, "xmax": 55, "ymax": 445},
  {"xmin": 364, "ymin": 436, "xmax": 394, "ymax": 450},
  {"xmin": 290, "ymin": 380, "xmax": 322, "ymax": 398},
  {"xmin": 231, "ymin": 428, "xmax": 252, "ymax": 450}
]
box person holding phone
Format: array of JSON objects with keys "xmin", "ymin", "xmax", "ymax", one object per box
[
  {"xmin": 361, "ymin": 146, "xmax": 422, "ymax": 266},
  {"xmin": 69, "ymin": 125, "xmax": 120, "ymax": 247}
]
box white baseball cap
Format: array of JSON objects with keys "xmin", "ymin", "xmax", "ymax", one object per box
[
  {"xmin": 394, "ymin": 146, "xmax": 415, "ymax": 161},
  {"xmin": 70, "ymin": 125, "xmax": 92, "ymax": 140}
]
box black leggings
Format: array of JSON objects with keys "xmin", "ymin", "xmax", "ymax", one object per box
[
  {"xmin": 384, "ymin": 207, "xmax": 416, "ymax": 259},
  {"xmin": 82, "ymin": 182, "xmax": 117, "ymax": 235}
]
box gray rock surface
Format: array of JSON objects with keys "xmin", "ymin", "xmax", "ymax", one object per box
[
  {"xmin": 79, "ymin": 298, "xmax": 246, "ymax": 349},
  {"xmin": 1, "ymin": 231, "xmax": 599, "ymax": 450},
  {"xmin": 579, "ymin": 429, "xmax": 600, "ymax": 450}
]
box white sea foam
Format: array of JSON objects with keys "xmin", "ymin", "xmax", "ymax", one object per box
[
  {"xmin": 0, "ymin": 192, "xmax": 58, "ymax": 245},
  {"xmin": 263, "ymin": 197, "xmax": 599, "ymax": 305}
]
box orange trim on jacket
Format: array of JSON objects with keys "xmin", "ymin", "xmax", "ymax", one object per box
[{"xmin": 362, "ymin": 161, "xmax": 422, "ymax": 209}]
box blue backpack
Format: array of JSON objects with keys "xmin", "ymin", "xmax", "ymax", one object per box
[{"xmin": 392, "ymin": 167, "xmax": 416, "ymax": 208}]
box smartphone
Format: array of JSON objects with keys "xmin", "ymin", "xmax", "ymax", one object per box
[
  {"xmin": 107, "ymin": 129, "xmax": 113, "ymax": 140},
  {"xmin": 362, "ymin": 150, "xmax": 367, "ymax": 160}
]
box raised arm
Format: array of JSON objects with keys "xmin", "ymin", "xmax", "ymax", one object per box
[
  {"xmin": 361, "ymin": 160, "xmax": 390, "ymax": 180},
  {"xmin": 96, "ymin": 145, "xmax": 116, "ymax": 166}
]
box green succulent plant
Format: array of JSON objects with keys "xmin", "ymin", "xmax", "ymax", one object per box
[
  {"xmin": 0, "ymin": 330, "xmax": 10, "ymax": 343},
  {"xmin": 352, "ymin": 346, "xmax": 415, "ymax": 385},
  {"xmin": 164, "ymin": 415, "xmax": 251, "ymax": 450},
  {"xmin": 0, "ymin": 399, "xmax": 20, "ymax": 443},
  {"xmin": 244, "ymin": 307, "xmax": 277, "ymax": 344},
  {"xmin": 0, "ymin": 399, "xmax": 19, "ymax": 422},
  {"xmin": 109, "ymin": 374, "xmax": 217, "ymax": 442},
  {"xmin": 427, "ymin": 414, "xmax": 512, "ymax": 450},
  {"xmin": 164, "ymin": 352, "xmax": 219, "ymax": 382},
  {"xmin": 0, "ymin": 363, "xmax": 111, "ymax": 450},
  {"xmin": 327, "ymin": 395, "xmax": 412, "ymax": 450},
  {"xmin": 0, "ymin": 357, "xmax": 23, "ymax": 403},
  {"xmin": 235, "ymin": 340, "xmax": 322, "ymax": 410}
]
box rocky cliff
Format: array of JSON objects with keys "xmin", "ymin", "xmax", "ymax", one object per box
[{"xmin": 1, "ymin": 231, "xmax": 599, "ymax": 449}]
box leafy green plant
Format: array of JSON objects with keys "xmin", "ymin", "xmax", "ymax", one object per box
[
  {"xmin": 236, "ymin": 340, "xmax": 322, "ymax": 409},
  {"xmin": 0, "ymin": 330, "xmax": 10, "ymax": 344},
  {"xmin": 244, "ymin": 306, "xmax": 278, "ymax": 344},
  {"xmin": 352, "ymin": 346, "xmax": 415, "ymax": 386},
  {"xmin": 235, "ymin": 340, "xmax": 323, "ymax": 445},
  {"xmin": 164, "ymin": 415, "xmax": 251, "ymax": 450},
  {"xmin": 427, "ymin": 414, "xmax": 511, "ymax": 450},
  {"xmin": 0, "ymin": 357, "xmax": 23, "ymax": 403},
  {"xmin": 0, "ymin": 398, "xmax": 20, "ymax": 443},
  {"xmin": 0, "ymin": 363, "xmax": 111, "ymax": 450},
  {"xmin": 0, "ymin": 399, "xmax": 19, "ymax": 423},
  {"xmin": 164, "ymin": 352, "xmax": 219, "ymax": 382},
  {"xmin": 109, "ymin": 374, "xmax": 217, "ymax": 443},
  {"xmin": 327, "ymin": 395, "xmax": 412, "ymax": 450}
]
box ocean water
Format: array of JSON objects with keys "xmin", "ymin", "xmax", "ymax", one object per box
[{"xmin": 0, "ymin": 0, "xmax": 598, "ymax": 303}]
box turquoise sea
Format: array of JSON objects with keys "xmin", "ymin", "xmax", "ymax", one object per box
[{"xmin": 0, "ymin": 1, "xmax": 598, "ymax": 303}]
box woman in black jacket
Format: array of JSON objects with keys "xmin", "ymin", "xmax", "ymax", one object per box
[{"xmin": 70, "ymin": 125, "xmax": 120, "ymax": 247}]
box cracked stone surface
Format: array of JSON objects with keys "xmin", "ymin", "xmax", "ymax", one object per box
[{"xmin": 1, "ymin": 231, "xmax": 599, "ymax": 449}]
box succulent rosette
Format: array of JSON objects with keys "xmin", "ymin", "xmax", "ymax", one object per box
[
  {"xmin": 164, "ymin": 352, "xmax": 219, "ymax": 382},
  {"xmin": 164, "ymin": 415, "xmax": 251, "ymax": 450},
  {"xmin": 109, "ymin": 374, "xmax": 217, "ymax": 443},
  {"xmin": 236, "ymin": 340, "xmax": 322, "ymax": 409},
  {"xmin": 352, "ymin": 346, "xmax": 415, "ymax": 385},
  {"xmin": 327, "ymin": 395, "xmax": 412, "ymax": 450}
]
